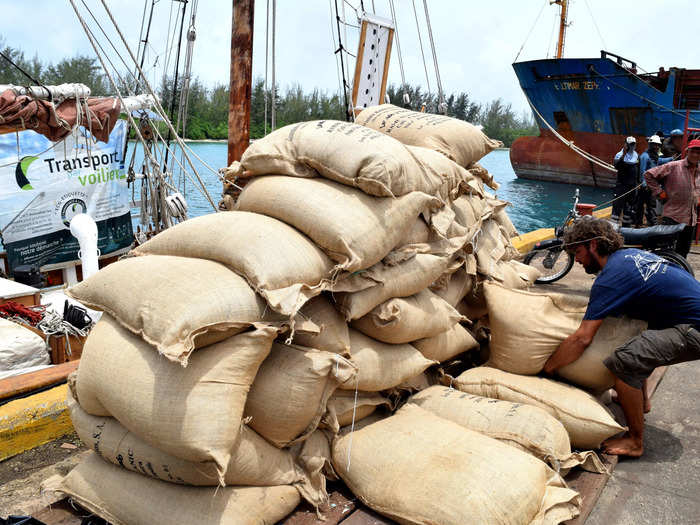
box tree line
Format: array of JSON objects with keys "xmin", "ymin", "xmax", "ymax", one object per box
[{"xmin": 0, "ymin": 42, "xmax": 536, "ymax": 146}]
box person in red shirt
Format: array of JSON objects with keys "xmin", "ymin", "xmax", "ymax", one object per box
[{"xmin": 644, "ymin": 140, "xmax": 700, "ymax": 258}]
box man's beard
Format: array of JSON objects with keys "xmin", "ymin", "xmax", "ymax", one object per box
[{"xmin": 583, "ymin": 259, "xmax": 602, "ymax": 274}]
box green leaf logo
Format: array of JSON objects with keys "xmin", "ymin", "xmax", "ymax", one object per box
[{"xmin": 15, "ymin": 155, "xmax": 38, "ymax": 190}]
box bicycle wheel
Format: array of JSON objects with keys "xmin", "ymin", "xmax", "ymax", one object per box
[
  {"xmin": 523, "ymin": 247, "xmax": 575, "ymax": 284},
  {"xmin": 656, "ymin": 249, "xmax": 695, "ymax": 277}
]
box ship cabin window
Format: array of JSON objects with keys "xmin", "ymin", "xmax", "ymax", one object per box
[{"xmin": 553, "ymin": 111, "xmax": 571, "ymax": 131}]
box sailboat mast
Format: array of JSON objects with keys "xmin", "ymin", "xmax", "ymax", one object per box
[
  {"xmin": 554, "ymin": 0, "xmax": 568, "ymax": 59},
  {"xmin": 228, "ymin": 0, "xmax": 254, "ymax": 165}
]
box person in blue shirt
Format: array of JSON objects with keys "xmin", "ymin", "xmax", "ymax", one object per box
[
  {"xmin": 544, "ymin": 218, "xmax": 700, "ymax": 457},
  {"xmin": 636, "ymin": 135, "xmax": 672, "ymax": 226}
]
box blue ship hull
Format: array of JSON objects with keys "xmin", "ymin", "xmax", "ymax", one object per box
[{"xmin": 510, "ymin": 54, "xmax": 700, "ymax": 187}]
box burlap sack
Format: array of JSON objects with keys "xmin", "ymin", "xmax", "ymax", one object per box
[
  {"xmin": 334, "ymin": 253, "xmax": 450, "ymax": 320},
  {"xmin": 66, "ymin": 255, "xmax": 285, "ymax": 364},
  {"xmin": 244, "ymin": 342, "xmax": 356, "ymax": 448},
  {"xmin": 291, "ymin": 294, "xmax": 350, "ymax": 355},
  {"xmin": 66, "ymin": 390, "xmax": 325, "ymax": 505},
  {"xmin": 405, "ymin": 144, "xmax": 481, "ymax": 200},
  {"xmin": 412, "ymin": 323, "xmax": 479, "ymax": 362},
  {"xmin": 493, "ymin": 206, "xmax": 519, "ymax": 238},
  {"xmin": 475, "ymin": 219, "xmax": 508, "ymax": 278},
  {"xmin": 235, "ymin": 176, "xmax": 439, "ymax": 272},
  {"xmin": 409, "ymin": 386, "xmax": 605, "ymax": 475},
  {"xmin": 394, "ymin": 217, "xmax": 431, "ymax": 247},
  {"xmin": 340, "ymin": 329, "xmax": 436, "ymax": 392},
  {"xmin": 453, "ymin": 367, "xmax": 625, "ymax": 449},
  {"xmin": 49, "ymin": 454, "xmax": 300, "ymax": 525},
  {"xmin": 332, "ymin": 404, "xmax": 580, "ymax": 525},
  {"xmin": 356, "ymin": 104, "xmax": 503, "ymax": 168},
  {"xmin": 320, "ymin": 390, "xmax": 390, "ymax": 433},
  {"xmin": 75, "ymin": 316, "xmax": 276, "ymax": 478},
  {"xmin": 228, "ymin": 120, "xmax": 436, "ymax": 197},
  {"xmin": 290, "ymin": 429, "xmax": 339, "ymax": 494},
  {"xmin": 352, "ymin": 289, "xmax": 462, "ymax": 344},
  {"xmin": 132, "ymin": 211, "xmax": 335, "ymax": 316},
  {"xmin": 498, "ymin": 260, "xmax": 541, "ymax": 290},
  {"xmin": 484, "ymin": 283, "xmax": 646, "ymax": 390},
  {"xmin": 430, "ymin": 268, "xmax": 474, "ymax": 306}
]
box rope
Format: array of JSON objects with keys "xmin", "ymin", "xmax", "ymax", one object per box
[
  {"xmin": 334, "ymin": 0, "xmax": 351, "ymax": 120},
  {"xmin": 422, "ymin": 0, "xmax": 445, "ymax": 110},
  {"xmin": 328, "ymin": 0, "xmax": 345, "ymax": 101},
  {"xmin": 97, "ymin": 0, "xmax": 217, "ymax": 210},
  {"xmin": 388, "ymin": 0, "xmax": 407, "ymax": 91},
  {"xmin": 583, "ymin": 0, "xmax": 607, "ymax": 51},
  {"xmin": 411, "ymin": 0, "xmax": 431, "ymax": 97},
  {"xmin": 589, "ymin": 66, "xmax": 700, "ymax": 127},
  {"xmin": 0, "ymin": 50, "xmax": 44, "ymax": 89},
  {"xmin": 514, "ymin": 0, "xmax": 548, "ymax": 62},
  {"xmin": 524, "ymin": 92, "xmax": 617, "ymax": 172}
]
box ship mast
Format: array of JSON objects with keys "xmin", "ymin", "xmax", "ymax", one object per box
[
  {"xmin": 552, "ymin": 0, "xmax": 569, "ymax": 59},
  {"xmin": 228, "ymin": 0, "xmax": 254, "ymax": 165}
]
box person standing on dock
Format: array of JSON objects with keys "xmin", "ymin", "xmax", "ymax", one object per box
[
  {"xmin": 543, "ymin": 218, "xmax": 700, "ymax": 457},
  {"xmin": 636, "ymin": 135, "xmax": 669, "ymax": 226},
  {"xmin": 661, "ymin": 129, "xmax": 684, "ymax": 159},
  {"xmin": 612, "ymin": 137, "xmax": 640, "ymax": 227},
  {"xmin": 644, "ymin": 140, "xmax": 700, "ymax": 258}
]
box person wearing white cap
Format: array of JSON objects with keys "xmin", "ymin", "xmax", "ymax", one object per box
[
  {"xmin": 636, "ymin": 135, "xmax": 671, "ymax": 226},
  {"xmin": 612, "ymin": 136, "xmax": 640, "ymax": 226}
]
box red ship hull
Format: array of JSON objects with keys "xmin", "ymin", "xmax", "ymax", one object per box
[{"xmin": 509, "ymin": 130, "xmax": 650, "ymax": 188}]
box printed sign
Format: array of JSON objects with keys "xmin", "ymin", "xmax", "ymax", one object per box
[{"xmin": 0, "ymin": 121, "xmax": 133, "ymax": 273}]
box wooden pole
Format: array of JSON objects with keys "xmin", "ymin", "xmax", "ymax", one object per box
[
  {"xmin": 228, "ymin": 0, "xmax": 254, "ymax": 166},
  {"xmin": 555, "ymin": 0, "xmax": 568, "ymax": 59}
]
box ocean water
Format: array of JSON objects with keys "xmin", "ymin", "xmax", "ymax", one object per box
[{"xmin": 130, "ymin": 143, "xmax": 615, "ymax": 234}]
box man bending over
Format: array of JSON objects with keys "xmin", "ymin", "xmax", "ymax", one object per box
[{"xmin": 543, "ymin": 218, "xmax": 700, "ymax": 457}]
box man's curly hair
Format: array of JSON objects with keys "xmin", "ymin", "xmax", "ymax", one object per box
[{"xmin": 563, "ymin": 218, "xmax": 624, "ymax": 256}]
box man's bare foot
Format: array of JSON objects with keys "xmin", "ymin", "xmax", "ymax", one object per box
[{"xmin": 602, "ymin": 434, "xmax": 644, "ymax": 457}]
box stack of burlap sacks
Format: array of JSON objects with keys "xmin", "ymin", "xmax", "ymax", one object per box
[{"xmin": 44, "ymin": 104, "xmax": 622, "ymax": 524}]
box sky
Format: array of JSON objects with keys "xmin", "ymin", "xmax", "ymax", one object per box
[{"xmin": 1, "ymin": 0, "xmax": 698, "ymax": 115}]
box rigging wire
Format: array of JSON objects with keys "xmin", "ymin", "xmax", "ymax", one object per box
[
  {"xmin": 546, "ymin": 8, "xmax": 558, "ymax": 59},
  {"xmin": 163, "ymin": 0, "xmax": 189, "ymax": 172},
  {"xmin": 341, "ymin": 0, "xmax": 353, "ymax": 118},
  {"xmin": 328, "ymin": 0, "xmax": 344, "ymax": 102},
  {"xmin": 387, "ymin": 0, "xmax": 408, "ymax": 102},
  {"xmin": 514, "ymin": 0, "xmax": 548, "ymax": 62},
  {"xmin": 333, "ymin": 0, "xmax": 351, "ymax": 120},
  {"xmin": 97, "ymin": 0, "xmax": 217, "ymax": 210},
  {"xmin": 264, "ymin": 0, "xmax": 270, "ymax": 135},
  {"xmin": 582, "ymin": 0, "xmax": 607, "ymax": 51},
  {"xmin": 271, "ymin": 0, "xmax": 277, "ymax": 130},
  {"xmin": 411, "ymin": 0, "xmax": 431, "ymax": 100},
  {"xmin": 422, "ymin": 0, "xmax": 445, "ymax": 112},
  {"xmin": 0, "ymin": 50, "xmax": 44, "ymax": 89}
]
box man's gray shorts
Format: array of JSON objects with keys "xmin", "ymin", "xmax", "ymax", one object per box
[{"xmin": 604, "ymin": 324, "xmax": 700, "ymax": 389}]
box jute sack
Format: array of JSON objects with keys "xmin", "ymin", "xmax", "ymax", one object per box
[
  {"xmin": 469, "ymin": 162, "xmax": 499, "ymax": 190},
  {"xmin": 340, "ymin": 329, "xmax": 436, "ymax": 392},
  {"xmin": 66, "ymin": 391, "xmax": 325, "ymax": 506},
  {"xmin": 292, "ymin": 294, "xmax": 350, "ymax": 355},
  {"xmin": 408, "ymin": 386, "xmax": 605, "ymax": 474},
  {"xmin": 355, "ymin": 104, "xmax": 503, "ymax": 168},
  {"xmin": 132, "ymin": 211, "xmax": 335, "ymax": 316},
  {"xmin": 475, "ymin": 219, "xmax": 507, "ymax": 278},
  {"xmin": 430, "ymin": 268, "xmax": 474, "ymax": 306},
  {"xmin": 235, "ymin": 176, "xmax": 439, "ymax": 272},
  {"xmin": 412, "ymin": 323, "xmax": 479, "ymax": 362},
  {"xmin": 320, "ymin": 390, "xmax": 390, "ymax": 433},
  {"xmin": 352, "ymin": 289, "xmax": 463, "ymax": 344},
  {"xmin": 498, "ymin": 260, "xmax": 541, "ymax": 290},
  {"xmin": 75, "ymin": 316, "xmax": 276, "ymax": 478},
  {"xmin": 66, "ymin": 255, "xmax": 285, "ymax": 365},
  {"xmin": 453, "ymin": 367, "xmax": 625, "ymax": 449},
  {"xmin": 333, "ymin": 253, "xmax": 449, "ymax": 320},
  {"xmin": 48, "ymin": 454, "xmax": 300, "ymax": 525},
  {"xmin": 290, "ymin": 429, "xmax": 339, "ymax": 493},
  {"xmin": 484, "ymin": 283, "xmax": 646, "ymax": 389},
  {"xmin": 227, "ymin": 120, "xmax": 431, "ymax": 198},
  {"xmin": 406, "ymin": 144, "xmax": 482, "ymax": 201},
  {"xmin": 394, "ymin": 217, "xmax": 431, "ymax": 247},
  {"xmin": 244, "ymin": 342, "xmax": 356, "ymax": 448},
  {"xmin": 332, "ymin": 404, "xmax": 580, "ymax": 525}
]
